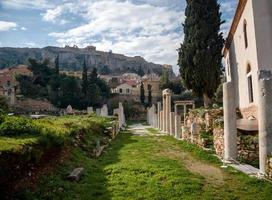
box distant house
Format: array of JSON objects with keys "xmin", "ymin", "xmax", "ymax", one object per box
[
  {"xmin": 0, "ymin": 65, "xmax": 32, "ymax": 105},
  {"xmin": 112, "ymin": 83, "xmax": 135, "ymax": 95}
]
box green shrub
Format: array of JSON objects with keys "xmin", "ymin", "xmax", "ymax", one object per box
[
  {"xmin": 0, "ymin": 109, "xmax": 5, "ymax": 124},
  {"xmin": 0, "ymin": 116, "xmax": 41, "ymax": 136}
]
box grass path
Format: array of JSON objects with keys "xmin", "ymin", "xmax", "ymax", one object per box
[{"xmin": 18, "ymin": 124, "xmax": 272, "ymax": 200}]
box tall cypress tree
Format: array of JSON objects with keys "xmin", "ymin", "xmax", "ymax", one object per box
[
  {"xmin": 148, "ymin": 85, "xmax": 152, "ymax": 106},
  {"xmin": 178, "ymin": 0, "xmax": 224, "ymax": 108},
  {"xmin": 140, "ymin": 82, "xmax": 145, "ymax": 105},
  {"xmin": 82, "ymin": 60, "xmax": 88, "ymax": 96},
  {"xmin": 159, "ymin": 70, "xmax": 170, "ymax": 90}
]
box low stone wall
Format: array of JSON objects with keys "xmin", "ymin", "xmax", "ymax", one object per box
[
  {"xmin": 184, "ymin": 108, "xmax": 223, "ymax": 148},
  {"xmin": 13, "ymin": 98, "xmax": 57, "ymax": 113},
  {"xmin": 213, "ymin": 127, "xmax": 224, "ymax": 157},
  {"xmin": 237, "ymin": 132, "xmax": 259, "ymax": 165},
  {"xmin": 240, "ymin": 105, "xmax": 258, "ymax": 119},
  {"xmin": 267, "ymin": 158, "xmax": 272, "ymax": 179},
  {"xmin": 185, "ymin": 108, "xmax": 259, "ymax": 166}
]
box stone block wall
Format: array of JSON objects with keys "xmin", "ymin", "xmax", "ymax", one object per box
[
  {"xmin": 185, "ymin": 108, "xmax": 223, "ymax": 148},
  {"xmin": 240, "ymin": 105, "xmax": 258, "ymax": 119},
  {"xmin": 185, "ymin": 108, "xmax": 259, "ymax": 166},
  {"xmin": 237, "ymin": 132, "xmax": 259, "ymax": 165},
  {"xmin": 213, "ymin": 128, "xmax": 224, "ymax": 157},
  {"xmin": 267, "ymin": 158, "xmax": 272, "ymax": 179}
]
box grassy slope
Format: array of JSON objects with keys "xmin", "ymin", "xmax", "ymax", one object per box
[
  {"xmin": 0, "ymin": 115, "xmax": 111, "ymax": 153},
  {"xmin": 17, "ymin": 128, "xmax": 272, "ymax": 200}
]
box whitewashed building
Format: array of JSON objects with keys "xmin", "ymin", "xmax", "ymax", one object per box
[
  {"xmin": 224, "ymin": 0, "xmax": 272, "ymax": 119},
  {"xmin": 223, "ymin": 0, "xmax": 272, "ymax": 176}
]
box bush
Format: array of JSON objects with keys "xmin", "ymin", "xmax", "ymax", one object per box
[
  {"xmin": 0, "ymin": 109, "xmax": 5, "ymax": 124},
  {"xmin": 0, "ymin": 116, "xmax": 41, "ymax": 136},
  {"xmin": 0, "ymin": 96, "xmax": 9, "ymax": 112}
]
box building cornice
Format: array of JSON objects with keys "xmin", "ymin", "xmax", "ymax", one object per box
[{"xmin": 223, "ymin": 0, "xmax": 248, "ymax": 57}]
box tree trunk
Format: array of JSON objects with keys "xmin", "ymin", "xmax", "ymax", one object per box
[{"xmin": 203, "ymin": 93, "xmax": 212, "ymax": 108}]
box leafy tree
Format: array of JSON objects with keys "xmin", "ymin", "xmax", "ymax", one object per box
[
  {"xmin": 169, "ymin": 79, "xmax": 185, "ymax": 95},
  {"xmin": 159, "ymin": 70, "xmax": 170, "ymax": 90},
  {"xmin": 140, "ymin": 82, "xmax": 145, "ymax": 105},
  {"xmin": 87, "ymin": 83, "xmax": 101, "ymax": 107},
  {"xmin": 0, "ymin": 96, "xmax": 9, "ymax": 112},
  {"xmin": 96, "ymin": 79, "xmax": 110, "ymax": 99},
  {"xmin": 178, "ymin": 0, "xmax": 224, "ymax": 108},
  {"xmin": 58, "ymin": 76, "xmax": 81, "ymax": 108},
  {"xmin": 82, "ymin": 60, "xmax": 88, "ymax": 96}
]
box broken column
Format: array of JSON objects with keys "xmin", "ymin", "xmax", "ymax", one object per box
[
  {"xmin": 163, "ymin": 89, "xmax": 171, "ymax": 134},
  {"xmin": 157, "ymin": 102, "xmax": 161, "ymax": 129},
  {"xmin": 101, "ymin": 104, "xmax": 108, "ymax": 117},
  {"xmin": 175, "ymin": 115, "xmax": 181, "ymax": 139},
  {"xmin": 87, "ymin": 107, "xmax": 94, "ymax": 114},
  {"xmin": 223, "ymin": 81, "xmax": 237, "ymax": 162},
  {"xmin": 118, "ymin": 103, "xmax": 126, "ymax": 128},
  {"xmin": 147, "ymin": 107, "xmax": 150, "ymax": 124},
  {"xmin": 191, "ymin": 122, "xmax": 198, "ymax": 143},
  {"xmin": 258, "ymin": 70, "xmax": 272, "ymax": 175},
  {"xmin": 169, "ymin": 112, "xmax": 175, "ymax": 136},
  {"xmin": 152, "ymin": 104, "xmax": 158, "ymax": 128},
  {"xmin": 160, "ymin": 111, "xmax": 163, "ymax": 131},
  {"xmin": 162, "ymin": 92, "xmax": 167, "ymax": 132},
  {"xmin": 96, "ymin": 108, "xmax": 101, "ymax": 116}
]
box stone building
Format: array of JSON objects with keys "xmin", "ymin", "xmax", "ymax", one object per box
[
  {"xmin": 224, "ymin": 0, "xmax": 272, "ymax": 119},
  {"xmin": 142, "ymin": 73, "xmax": 161, "ymax": 103},
  {"xmin": 223, "ymin": 0, "xmax": 272, "ymax": 176}
]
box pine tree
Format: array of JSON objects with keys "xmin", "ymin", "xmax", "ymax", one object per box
[
  {"xmin": 140, "ymin": 82, "xmax": 145, "ymax": 105},
  {"xmin": 178, "ymin": 0, "xmax": 224, "ymax": 108},
  {"xmin": 82, "ymin": 60, "xmax": 88, "ymax": 96},
  {"xmin": 55, "ymin": 55, "xmax": 59, "ymax": 75}
]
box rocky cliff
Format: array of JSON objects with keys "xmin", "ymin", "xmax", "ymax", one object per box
[{"xmin": 0, "ymin": 46, "xmax": 173, "ymax": 76}]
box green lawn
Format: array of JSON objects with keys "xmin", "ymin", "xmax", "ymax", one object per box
[{"xmin": 16, "ymin": 126, "xmax": 272, "ymax": 200}]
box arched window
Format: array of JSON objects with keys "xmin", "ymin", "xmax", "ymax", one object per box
[
  {"xmin": 247, "ymin": 64, "xmax": 253, "ymax": 103},
  {"xmin": 243, "ymin": 20, "xmax": 248, "ymax": 48}
]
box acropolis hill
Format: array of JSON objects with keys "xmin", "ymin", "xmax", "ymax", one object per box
[{"xmin": 0, "ymin": 46, "xmax": 173, "ymax": 76}]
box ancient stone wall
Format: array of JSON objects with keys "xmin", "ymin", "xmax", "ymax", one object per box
[
  {"xmin": 267, "ymin": 157, "xmax": 272, "ymax": 179},
  {"xmin": 185, "ymin": 108, "xmax": 259, "ymax": 165},
  {"xmin": 240, "ymin": 105, "xmax": 258, "ymax": 119}
]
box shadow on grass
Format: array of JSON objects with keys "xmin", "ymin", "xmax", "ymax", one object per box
[{"xmin": 13, "ymin": 131, "xmax": 137, "ymax": 200}]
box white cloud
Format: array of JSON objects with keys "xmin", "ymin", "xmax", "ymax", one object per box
[
  {"xmin": 42, "ymin": 7, "xmax": 63, "ymax": 23},
  {"xmin": 48, "ymin": 0, "xmax": 184, "ymax": 73},
  {"xmin": 21, "ymin": 26, "xmax": 27, "ymax": 31},
  {"xmin": 1, "ymin": 0, "xmax": 53, "ymax": 10},
  {"xmin": 0, "ymin": 21, "xmax": 17, "ymax": 31}
]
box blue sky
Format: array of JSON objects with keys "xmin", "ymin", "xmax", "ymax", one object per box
[{"xmin": 0, "ymin": 0, "xmax": 237, "ymax": 73}]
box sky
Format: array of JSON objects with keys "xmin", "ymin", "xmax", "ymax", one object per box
[{"xmin": 0, "ymin": 0, "xmax": 237, "ymax": 73}]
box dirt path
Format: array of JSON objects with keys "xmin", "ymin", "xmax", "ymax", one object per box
[{"xmin": 129, "ymin": 124, "xmax": 224, "ymax": 185}]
